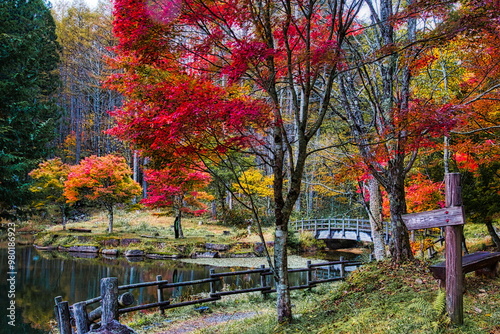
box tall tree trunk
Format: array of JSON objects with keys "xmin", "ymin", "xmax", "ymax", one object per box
[
  {"xmin": 274, "ymin": 221, "xmax": 291, "ymax": 323},
  {"xmin": 107, "ymin": 204, "xmax": 114, "ymax": 233},
  {"xmin": 59, "ymin": 205, "xmax": 67, "ymax": 231},
  {"xmin": 368, "ymin": 178, "xmax": 386, "ymax": 260},
  {"xmin": 174, "ymin": 207, "xmax": 184, "ymax": 239},
  {"xmin": 386, "ymin": 174, "xmax": 413, "ymax": 262}
]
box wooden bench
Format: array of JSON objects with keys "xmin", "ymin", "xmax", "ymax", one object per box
[{"xmin": 429, "ymin": 251, "xmax": 500, "ymax": 286}]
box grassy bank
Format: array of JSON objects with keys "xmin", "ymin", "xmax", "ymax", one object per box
[
  {"xmin": 121, "ymin": 259, "xmax": 499, "ymax": 334},
  {"xmin": 26, "ymin": 209, "xmax": 363, "ymax": 258},
  {"xmin": 29, "ymin": 209, "xmax": 277, "ymax": 258},
  {"xmin": 118, "ymin": 222, "xmax": 500, "ymax": 334}
]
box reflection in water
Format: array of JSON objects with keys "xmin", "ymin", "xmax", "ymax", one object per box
[
  {"xmin": 0, "ymin": 246, "xmax": 218, "ymax": 333},
  {"xmin": 0, "ymin": 246, "xmax": 355, "ymax": 334}
]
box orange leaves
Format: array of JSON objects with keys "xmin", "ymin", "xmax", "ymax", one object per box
[
  {"xmin": 63, "ymin": 155, "xmax": 141, "ymax": 206},
  {"xmin": 405, "ymin": 173, "xmax": 444, "ymax": 213},
  {"xmin": 454, "ymin": 152, "xmax": 480, "ymax": 172}
]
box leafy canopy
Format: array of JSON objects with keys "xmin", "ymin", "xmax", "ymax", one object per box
[
  {"xmin": 64, "ymin": 155, "xmax": 141, "ymax": 208},
  {"xmin": 29, "ymin": 158, "xmax": 71, "ymax": 208},
  {"xmin": 141, "ymin": 166, "xmax": 213, "ymax": 216}
]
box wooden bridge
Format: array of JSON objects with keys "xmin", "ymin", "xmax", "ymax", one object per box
[{"xmin": 290, "ymin": 217, "xmax": 390, "ymax": 242}]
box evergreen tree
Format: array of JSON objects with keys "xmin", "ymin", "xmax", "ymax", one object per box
[{"xmin": 0, "ymin": 0, "xmax": 60, "ymax": 216}]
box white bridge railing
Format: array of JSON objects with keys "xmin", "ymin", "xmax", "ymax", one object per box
[{"xmin": 290, "ymin": 217, "xmax": 390, "ymax": 241}]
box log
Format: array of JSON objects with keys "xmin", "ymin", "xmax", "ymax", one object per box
[
  {"xmin": 88, "ymin": 292, "xmax": 135, "ymax": 322},
  {"xmin": 69, "ymin": 228, "xmax": 92, "ymax": 233}
]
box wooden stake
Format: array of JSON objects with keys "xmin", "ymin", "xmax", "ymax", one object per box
[
  {"xmin": 55, "ymin": 300, "xmax": 72, "ymax": 334},
  {"xmin": 445, "ymin": 173, "xmax": 463, "ymax": 325},
  {"xmin": 101, "ymin": 277, "xmax": 119, "ymax": 326},
  {"xmin": 156, "ymin": 275, "xmax": 166, "ymax": 315},
  {"xmin": 73, "ymin": 301, "xmax": 90, "ymax": 334}
]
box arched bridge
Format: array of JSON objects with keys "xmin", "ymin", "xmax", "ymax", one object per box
[{"xmin": 290, "ymin": 218, "xmax": 390, "ymax": 242}]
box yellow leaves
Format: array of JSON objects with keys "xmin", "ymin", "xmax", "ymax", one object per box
[
  {"xmin": 234, "ymin": 167, "xmax": 273, "ymax": 197},
  {"xmin": 29, "ymin": 158, "xmax": 71, "ymax": 204},
  {"xmin": 412, "ymin": 46, "xmax": 466, "ymax": 103}
]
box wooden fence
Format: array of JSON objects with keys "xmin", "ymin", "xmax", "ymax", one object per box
[{"xmin": 54, "ymin": 258, "xmax": 362, "ymax": 334}]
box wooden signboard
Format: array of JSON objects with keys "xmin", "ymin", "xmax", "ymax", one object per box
[
  {"xmin": 402, "ymin": 173, "xmax": 464, "ymax": 325},
  {"xmin": 402, "ymin": 206, "xmax": 464, "ymax": 231}
]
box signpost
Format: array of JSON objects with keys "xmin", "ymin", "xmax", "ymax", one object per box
[{"xmin": 402, "ymin": 173, "xmax": 464, "ymax": 325}]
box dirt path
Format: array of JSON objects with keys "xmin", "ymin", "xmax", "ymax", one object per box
[{"xmin": 157, "ymin": 311, "xmax": 258, "ymax": 334}]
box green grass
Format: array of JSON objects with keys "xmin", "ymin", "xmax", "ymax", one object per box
[
  {"xmin": 29, "ymin": 210, "xmax": 500, "ymax": 333},
  {"xmin": 32, "ymin": 208, "xmax": 275, "ymax": 257},
  {"xmin": 129, "ymin": 260, "xmax": 499, "ymax": 334}
]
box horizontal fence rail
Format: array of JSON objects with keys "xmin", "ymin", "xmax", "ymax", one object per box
[{"xmin": 54, "ymin": 258, "xmax": 363, "ymax": 334}]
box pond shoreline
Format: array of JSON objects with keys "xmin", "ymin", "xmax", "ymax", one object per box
[{"xmin": 29, "ymin": 228, "xmax": 370, "ymax": 262}]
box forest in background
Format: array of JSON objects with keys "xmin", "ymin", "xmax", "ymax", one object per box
[
  {"xmin": 1, "ymin": 0, "xmax": 499, "ymax": 245},
  {"xmin": 1, "ymin": 0, "xmax": 499, "ymax": 324}
]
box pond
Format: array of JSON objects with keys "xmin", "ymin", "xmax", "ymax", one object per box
[{"xmin": 0, "ymin": 245, "xmax": 359, "ymax": 334}]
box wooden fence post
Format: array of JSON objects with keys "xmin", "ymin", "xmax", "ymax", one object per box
[
  {"xmin": 445, "ymin": 173, "xmax": 463, "ymax": 325},
  {"xmin": 209, "ymin": 269, "xmax": 217, "ymax": 296},
  {"xmin": 55, "ymin": 299, "xmax": 72, "ymax": 334},
  {"xmin": 54, "ymin": 296, "xmax": 62, "ymax": 331},
  {"xmin": 306, "ymin": 260, "xmax": 312, "ymax": 289},
  {"xmin": 101, "ymin": 277, "xmax": 119, "ymax": 326},
  {"xmin": 73, "ymin": 301, "xmax": 90, "ymax": 334},
  {"xmin": 156, "ymin": 275, "xmax": 166, "ymax": 315},
  {"xmin": 260, "ymin": 265, "xmax": 269, "ymax": 299}
]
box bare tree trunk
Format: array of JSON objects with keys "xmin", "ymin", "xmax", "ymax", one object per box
[
  {"xmin": 274, "ymin": 222, "xmax": 291, "ymax": 322},
  {"xmin": 386, "ymin": 174, "xmax": 413, "ymax": 262},
  {"xmin": 107, "ymin": 205, "xmax": 114, "ymax": 233},
  {"xmin": 368, "ymin": 178, "xmax": 386, "ymax": 260},
  {"xmin": 174, "ymin": 205, "xmax": 184, "ymax": 239},
  {"xmin": 59, "ymin": 205, "xmax": 68, "ymax": 231},
  {"xmin": 485, "ymin": 220, "xmax": 500, "ymax": 250}
]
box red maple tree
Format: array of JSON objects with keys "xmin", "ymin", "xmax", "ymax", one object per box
[
  {"xmin": 107, "ymin": 0, "xmax": 361, "ymax": 323},
  {"xmin": 141, "ymin": 167, "xmax": 213, "ymax": 238}
]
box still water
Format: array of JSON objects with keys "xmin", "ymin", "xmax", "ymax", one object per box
[{"xmin": 0, "ymin": 245, "xmax": 354, "ymax": 334}]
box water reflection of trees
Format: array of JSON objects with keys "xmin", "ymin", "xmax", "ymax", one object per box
[
  {"xmin": 1, "ymin": 247, "xmax": 317, "ymax": 332},
  {"xmin": 0, "ymin": 247, "xmax": 213, "ymax": 332}
]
